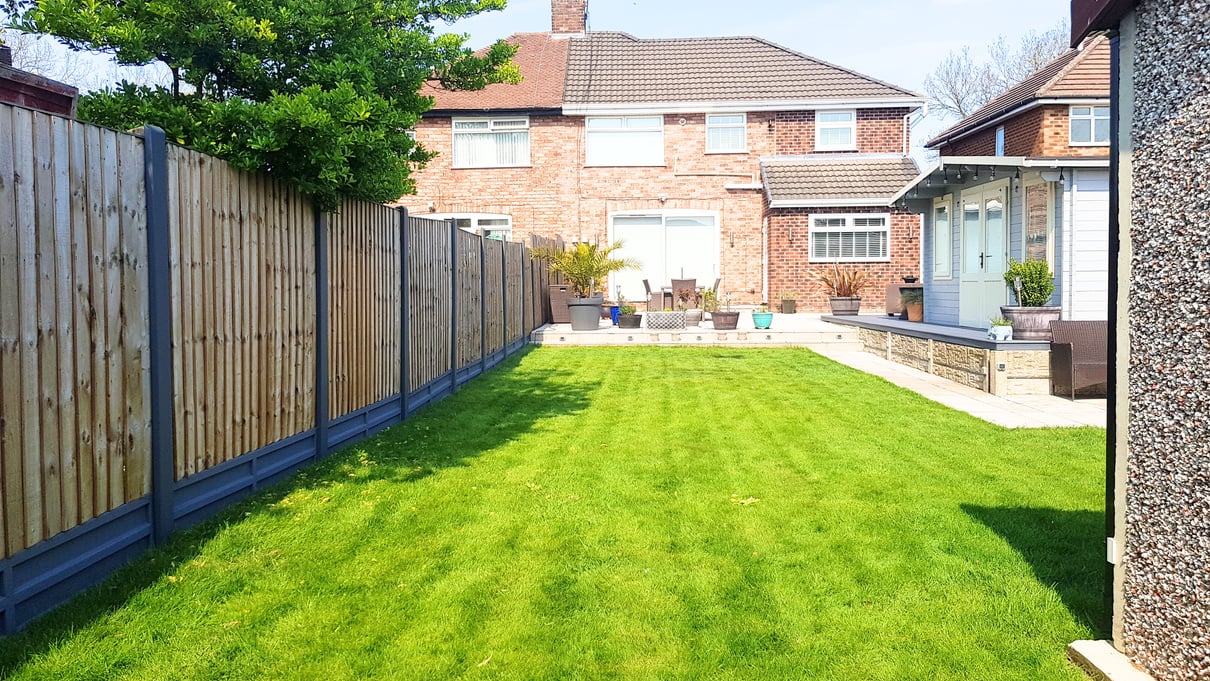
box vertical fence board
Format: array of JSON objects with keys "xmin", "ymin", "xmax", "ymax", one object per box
[
  {"xmin": 68, "ymin": 116, "xmax": 93, "ymax": 526},
  {"xmin": 0, "ymin": 104, "xmax": 21, "ymax": 556}
]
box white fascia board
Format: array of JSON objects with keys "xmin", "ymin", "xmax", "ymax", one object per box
[
  {"xmin": 769, "ymin": 198, "xmax": 894, "ymax": 209},
  {"xmin": 887, "ymin": 159, "xmax": 942, "ymax": 204},
  {"xmin": 563, "ymin": 97, "xmax": 925, "ymax": 116},
  {"xmin": 939, "ymin": 155, "xmax": 1030, "ymax": 166},
  {"xmin": 1022, "ymin": 157, "xmax": 1110, "ymax": 168}
]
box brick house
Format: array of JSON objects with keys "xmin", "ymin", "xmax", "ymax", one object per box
[
  {"xmin": 402, "ymin": 0, "xmax": 925, "ymax": 309},
  {"xmin": 898, "ymin": 35, "xmax": 1110, "ymax": 327}
]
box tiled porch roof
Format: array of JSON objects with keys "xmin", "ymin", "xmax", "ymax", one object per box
[{"xmin": 762, "ymin": 155, "xmax": 921, "ymax": 208}]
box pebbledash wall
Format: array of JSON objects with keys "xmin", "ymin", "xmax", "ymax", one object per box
[
  {"xmin": 407, "ymin": 108, "xmax": 919, "ymax": 308},
  {"xmin": 937, "ymin": 105, "xmax": 1110, "ymax": 158},
  {"xmin": 1112, "ymin": 2, "xmax": 1210, "ymax": 678}
]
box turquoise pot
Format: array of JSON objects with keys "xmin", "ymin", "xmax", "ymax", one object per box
[{"xmin": 752, "ymin": 311, "xmax": 773, "ymax": 329}]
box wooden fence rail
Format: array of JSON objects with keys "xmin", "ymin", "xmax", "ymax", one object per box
[{"xmin": 0, "ymin": 103, "xmax": 556, "ymax": 634}]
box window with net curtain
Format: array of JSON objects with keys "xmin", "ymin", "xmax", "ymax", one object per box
[
  {"xmin": 809, "ymin": 215, "xmax": 890, "ymax": 262},
  {"xmin": 706, "ymin": 114, "xmax": 746, "ymax": 152},
  {"xmin": 586, "ymin": 116, "xmax": 664, "ymax": 166},
  {"xmin": 452, "ymin": 118, "xmax": 531, "ymax": 168}
]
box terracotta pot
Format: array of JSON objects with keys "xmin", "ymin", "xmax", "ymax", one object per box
[
  {"xmin": 1000, "ymin": 306, "xmax": 1061, "ymax": 341},
  {"xmin": 905, "ymin": 301, "xmax": 924, "ymax": 322}
]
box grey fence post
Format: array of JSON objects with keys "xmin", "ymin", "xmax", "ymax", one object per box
[
  {"xmin": 449, "ymin": 218, "xmax": 458, "ymax": 394},
  {"xmin": 314, "ymin": 208, "xmax": 329, "ymax": 461},
  {"xmin": 143, "ymin": 125, "xmax": 176, "ymax": 546},
  {"xmin": 399, "ymin": 208, "xmax": 410, "ymax": 417},
  {"xmin": 479, "ymin": 236, "xmax": 487, "ymax": 374},
  {"xmin": 501, "ymin": 241, "xmax": 509, "ymax": 346}
]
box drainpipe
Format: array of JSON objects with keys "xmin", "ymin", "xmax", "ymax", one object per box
[{"xmin": 762, "ymin": 216, "xmax": 769, "ymax": 304}]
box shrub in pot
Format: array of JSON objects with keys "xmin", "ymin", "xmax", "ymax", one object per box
[
  {"xmin": 752, "ymin": 305, "xmax": 773, "ymax": 329},
  {"xmin": 988, "ymin": 315, "xmax": 1013, "ymax": 342},
  {"xmin": 900, "ymin": 288, "xmax": 924, "ymax": 322},
  {"xmin": 1000, "ymin": 259, "xmax": 1060, "ymax": 340},
  {"xmin": 779, "ymin": 290, "xmax": 797, "ymax": 314},
  {"xmin": 530, "ymin": 240, "xmax": 638, "ymax": 331},
  {"xmin": 676, "ymin": 287, "xmax": 703, "ymax": 326},
  {"xmin": 705, "ymin": 291, "xmax": 739, "ymax": 330},
  {"xmin": 813, "ymin": 264, "xmax": 869, "ymax": 315}
]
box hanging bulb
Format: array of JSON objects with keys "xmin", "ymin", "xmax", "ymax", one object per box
[
  {"xmin": 990, "ymin": 167, "xmax": 997, "ymax": 180},
  {"xmin": 973, "ymin": 166, "xmax": 979, "ymax": 181}
]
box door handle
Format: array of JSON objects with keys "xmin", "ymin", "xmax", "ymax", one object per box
[{"xmin": 979, "ymin": 253, "xmax": 986, "ymax": 268}]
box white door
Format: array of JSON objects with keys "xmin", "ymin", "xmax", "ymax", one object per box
[
  {"xmin": 610, "ymin": 213, "xmax": 718, "ymax": 304},
  {"xmin": 959, "ymin": 184, "xmax": 1008, "ymax": 327}
]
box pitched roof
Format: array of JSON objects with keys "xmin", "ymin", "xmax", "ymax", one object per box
[
  {"xmin": 926, "ymin": 35, "xmax": 1110, "ymax": 148},
  {"xmin": 422, "ymin": 32, "xmax": 569, "ymax": 112},
  {"xmin": 762, "ymin": 155, "xmax": 921, "ymax": 207},
  {"xmin": 564, "ymin": 32, "xmax": 922, "ymax": 106}
]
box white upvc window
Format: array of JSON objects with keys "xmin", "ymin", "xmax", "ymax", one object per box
[
  {"xmin": 585, "ymin": 116, "xmax": 664, "ymax": 166},
  {"xmin": 809, "ymin": 214, "xmax": 890, "ymax": 262},
  {"xmin": 705, "ymin": 114, "xmax": 747, "ymax": 153},
  {"xmin": 995, "ymin": 126, "xmax": 1006, "ymax": 156},
  {"xmin": 424, "ymin": 213, "xmax": 513, "ymax": 241},
  {"xmin": 815, "ymin": 110, "xmax": 856, "ymax": 151},
  {"xmin": 933, "ymin": 196, "xmax": 952, "ymax": 278},
  {"xmin": 452, "ymin": 117, "xmax": 530, "ymax": 168},
  {"xmin": 1069, "ymin": 105, "xmax": 1110, "ymax": 145}
]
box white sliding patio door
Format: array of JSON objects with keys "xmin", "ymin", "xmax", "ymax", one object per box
[
  {"xmin": 610, "ymin": 212, "xmax": 719, "ymax": 303},
  {"xmin": 958, "ymin": 183, "xmax": 1009, "ymax": 327}
]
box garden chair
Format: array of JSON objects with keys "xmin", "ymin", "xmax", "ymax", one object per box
[
  {"xmin": 643, "ymin": 279, "xmax": 670, "ymax": 311},
  {"xmin": 1049, "ymin": 320, "xmax": 1108, "ymax": 399},
  {"xmin": 670, "ymin": 278, "xmax": 697, "ymax": 308}
]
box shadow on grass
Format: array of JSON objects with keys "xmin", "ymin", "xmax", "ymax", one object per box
[
  {"xmin": 962, "ymin": 504, "xmax": 1109, "ymax": 637},
  {"xmin": 0, "ymin": 348, "xmax": 596, "ymax": 674}
]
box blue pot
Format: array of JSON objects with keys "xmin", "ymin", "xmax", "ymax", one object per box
[
  {"xmin": 752, "ymin": 311, "xmax": 773, "ymax": 329},
  {"xmin": 609, "ymin": 305, "xmax": 620, "ymax": 325}
]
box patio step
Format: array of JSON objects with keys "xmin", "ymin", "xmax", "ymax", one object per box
[{"xmin": 530, "ymin": 319, "xmax": 861, "ymax": 351}]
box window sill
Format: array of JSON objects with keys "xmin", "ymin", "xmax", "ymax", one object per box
[
  {"xmin": 813, "ymin": 146, "xmax": 858, "ymax": 153},
  {"xmin": 452, "ymin": 165, "xmax": 534, "ymax": 170},
  {"xmin": 1068, "ymin": 141, "xmax": 1110, "ymax": 147},
  {"xmin": 808, "ymin": 259, "xmax": 894, "ymax": 265},
  {"xmin": 704, "ymin": 150, "xmax": 749, "ymax": 155},
  {"xmin": 584, "ymin": 164, "xmax": 667, "ymax": 168}
]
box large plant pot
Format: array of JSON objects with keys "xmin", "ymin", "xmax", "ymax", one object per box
[
  {"xmin": 711, "ymin": 311, "xmax": 740, "ymax": 330},
  {"xmin": 988, "ymin": 325, "xmax": 1013, "ymax": 342},
  {"xmin": 548, "ymin": 284, "xmax": 571, "ymax": 324},
  {"xmin": 781, "ymin": 299, "xmax": 796, "ymax": 314},
  {"xmin": 567, "ymin": 296, "xmax": 605, "ymax": 331},
  {"xmin": 685, "ymin": 309, "xmax": 703, "ymax": 326},
  {"xmin": 829, "ymin": 296, "xmax": 861, "ymax": 316},
  {"xmin": 752, "ymin": 311, "xmax": 773, "ymax": 329},
  {"xmin": 646, "ymin": 310, "xmax": 686, "ymax": 329},
  {"xmin": 618, "ymin": 313, "xmax": 642, "ymax": 329},
  {"xmin": 1000, "ymin": 306, "xmax": 1061, "ymax": 341},
  {"xmin": 904, "ymin": 301, "xmax": 924, "ymax": 322}
]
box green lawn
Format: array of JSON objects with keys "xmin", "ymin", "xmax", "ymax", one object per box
[{"xmin": 0, "ymin": 347, "xmax": 1106, "ymax": 680}]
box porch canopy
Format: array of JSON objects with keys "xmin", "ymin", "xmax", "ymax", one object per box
[{"xmin": 890, "ymin": 155, "xmax": 1109, "ymax": 202}]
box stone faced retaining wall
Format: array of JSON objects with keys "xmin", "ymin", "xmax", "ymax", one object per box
[
  {"xmin": 858, "ymin": 327, "xmax": 1051, "ymax": 396},
  {"xmin": 1121, "ymin": 2, "xmax": 1210, "ymax": 677}
]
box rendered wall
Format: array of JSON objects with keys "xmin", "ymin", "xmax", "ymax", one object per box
[{"xmin": 1121, "ymin": 1, "xmax": 1210, "ymax": 678}]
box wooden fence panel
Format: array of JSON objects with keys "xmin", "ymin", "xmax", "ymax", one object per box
[
  {"xmin": 456, "ymin": 230, "xmax": 483, "ymax": 370},
  {"xmin": 328, "ymin": 202, "xmax": 401, "ymax": 419},
  {"xmin": 167, "ymin": 147, "xmax": 315, "ymax": 480},
  {"xmin": 505, "ymin": 243, "xmax": 525, "ymax": 343},
  {"xmin": 0, "ymin": 105, "xmax": 150, "ymax": 560},
  {"xmin": 407, "ymin": 218, "xmax": 451, "ymax": 390},
  {"xmin": 483, "ymin": 239, "xmax": 505, "ymax": 355}
]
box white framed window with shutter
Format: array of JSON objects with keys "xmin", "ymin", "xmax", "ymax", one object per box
[
  {"xmin": 452, "ymin": 117, "xmax": 530, "ymax": 168},
  {"xmin": 815, "ymin": 109, "xmax": 856, "ymax": 151},
  {"xmin": 705, "ymin": 114, "xmax": 746, "ymax": 153},
  {"xmin": 808, "ymin": 213, "xmax": 891, "ymax": 263}
]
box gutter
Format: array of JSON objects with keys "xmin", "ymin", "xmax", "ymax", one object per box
[{"xmin": 562, "ymin": 97, "xmax": 926, "ymax": 116}]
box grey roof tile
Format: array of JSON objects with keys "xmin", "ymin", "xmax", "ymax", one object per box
[
  {"xmin": 565, "ymin": 33, "xmax": 921, "ymax": 105},
  {"xmin": 762, "ymin": 155, "xmax": 921, "ymax": 205}
]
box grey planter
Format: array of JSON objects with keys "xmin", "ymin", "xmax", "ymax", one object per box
[
  {"xmin": 1000, "ymin": 306, "xmax": 1061, "ymax": 341},
  {"xmin": 829, "ymin": 296, "xmax": 861, "ymax": 315},
  {"xmin": 711, "ymin": 311, "xmax": 740, "ymax": 330},
  {"xmin": 618, "ymin": 313, "xmax": 642, "ymax": 329},
  {"xmin": 567, "ymin": 296, "xmax": 605, "ymax": 330}
]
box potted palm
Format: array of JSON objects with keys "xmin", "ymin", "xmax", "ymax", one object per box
[
  {"xmin": 530, "ymin": 241, "xmax": 638, "ymax": 331},
  {"xmin": 1000, "ymin": 259, "xmax": 1060, "ymax": 340},
  {"xmin": 814, "ymin": 264, "xmax": 869, "ymax": 315}
]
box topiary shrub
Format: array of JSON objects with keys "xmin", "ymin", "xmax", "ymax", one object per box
[{"xmin": 1003, "ymin": 259, "xmax": 1055, "ymax": 306}]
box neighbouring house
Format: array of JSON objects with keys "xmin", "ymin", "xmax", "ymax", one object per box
[
  {"xmin": 0, "ymin": 44, "xmax": 78, "ymax": 117},
  {"xmin": 402, "ymin": 0, "xmax": 926, "ymax": 308},
  {"xmin": 896, "ymin": 35, "xmax": 1110, "ymax": 328},
  {"xmin": 1064, "ymin": 2, "xmax": 1210, "ymax": 681}
]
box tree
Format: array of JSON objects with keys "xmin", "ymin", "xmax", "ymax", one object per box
[
  {"xmin": 5, "ymin": 0, "xmax": 520, "ymax": 209},
  {"xmin": 924, "ymin": 19, "xmax": 1070, "ymax": 120}
]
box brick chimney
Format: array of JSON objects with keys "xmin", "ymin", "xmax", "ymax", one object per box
[
  {"xmin": 0, "ymin": 45, "xmax": 12, "ymax": 67},
  {"xmin": 552, "ymin": 0, "xmax": 587, "ymax": 34}
]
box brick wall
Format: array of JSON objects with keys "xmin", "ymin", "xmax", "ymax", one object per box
[
  {"xmin": 937, "ymin": 104, "xmax": 1109, "ymax": 158},
  {"xmin": 766, "ymin": 207, "xmax": 921, "ymax": 312},
  {"xmin": 404, "ymin": 109, "xmax": 911, "ymax": 304}
]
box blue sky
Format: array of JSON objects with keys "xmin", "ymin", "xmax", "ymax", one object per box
[{"xmin": 443, "ymin": 0, "xmax": 1072, "ymax": 140}]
